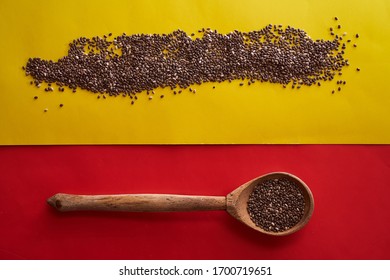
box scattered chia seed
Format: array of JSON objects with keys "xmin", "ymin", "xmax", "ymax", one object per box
[
  {"xmin": 24, "ymin": 24, "xmax": 351, "ymax": 102},
  {"xmin": 247, "ymin": 177, "xmax": 305, "ymax": 233}
]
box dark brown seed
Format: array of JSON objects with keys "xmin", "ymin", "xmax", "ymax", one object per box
[
  {"xmin": 353, "ymin": 44, "xmax": 357, "ymax": 47},
  {"xmin": 338, "ymin": 25, "xmax": 341, "ymax": 29},
  {"xmin": 34, "ymin": 96, "xmax": 38, "ymax": 100},
  {"xmin": 332, "ymin": 90, "xmax": 335, "ymax": 94},
  {"xmin": 160, "ymin": 95, "xmax": 164, "ymax": 98},
  {"xmin": 23, "ymin": 24, "xmax": 351, "ymax": 99},
  {"xmin": 247, "ymin": 177, "xmax": 305, "ymax": 233},
  {"xmin": 338, "ymin": 87, "xmax": 341, "ymax": 91},
  {"xmin": 356, "ymin": 68, "xmax": 360, "ymax": 71},
  {"xmin": 59, "ymin": 104, "xmax": 63, "ymax": 107},
  {"xmin": 335, "ymin": 17, "xmax": 338, "ymax": 20},
  {"xmin": 356, "ymin": 34, "xmax": 359, "ymax": 38}
]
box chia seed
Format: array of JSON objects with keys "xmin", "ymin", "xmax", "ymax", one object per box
[
  {"xmin": 24, "ymin": 24, "xmax": 351, "ymax": 101},
  {"xmin": 247, "ymin": 177, "xmax": 305, "ymax": 233}
]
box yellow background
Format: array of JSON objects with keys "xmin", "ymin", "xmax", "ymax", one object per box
[{"xmin": 0, "ymin": 0, "xmax": 389, "ymax": 144}]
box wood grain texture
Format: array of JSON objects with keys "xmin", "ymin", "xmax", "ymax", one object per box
[
  {"xmin": 47, "ymin": 172, "xmax": 314, "ymax": 236},
  {"xmin": 47, "ymin": 193, "xmax": 227, "ymax": 212}
]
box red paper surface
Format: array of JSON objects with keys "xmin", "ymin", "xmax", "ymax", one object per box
[{"xmin": 0, "ymin": 145, "xmax": 389, "ymax": 259}]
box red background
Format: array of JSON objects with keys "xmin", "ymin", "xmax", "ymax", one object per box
[{"xmin": 0, "ymin": 145, "xmax": 389, "ymax": 259}]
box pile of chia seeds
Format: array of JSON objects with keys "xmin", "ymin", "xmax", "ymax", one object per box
[
  {"xmin": 25, "ymin": 22, "xmax": 355, "ymax": 102},
  {"xmin": 247, "ymin": 177, "xmax": 305, "ymax": 233}
]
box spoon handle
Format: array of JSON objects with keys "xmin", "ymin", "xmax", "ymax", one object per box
[{"xmin": 47, "ymin": 193, "xmax": 227, "ymax": 212}]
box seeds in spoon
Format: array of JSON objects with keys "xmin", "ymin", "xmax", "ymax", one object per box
[{"xmin": 247, "ymin": 177, "xmax": 305, "ymax": 233}]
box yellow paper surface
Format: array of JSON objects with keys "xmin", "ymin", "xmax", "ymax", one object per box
[{"xmin": 0, "ymin": 0, "xmax": 389, "ymax": 144}]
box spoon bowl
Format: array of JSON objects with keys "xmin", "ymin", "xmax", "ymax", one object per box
[
  {"xmin": 227, "ymin": 172, "xmax": 314, "ymax": 236},
  {"xmin": 47, "ymin": 172, "xmax": 314, "ymax": 236}
]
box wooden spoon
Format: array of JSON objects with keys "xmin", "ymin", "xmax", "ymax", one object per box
[{"xmin": 47, "ymin": 172, "xmax": 314, "ymax": 236}]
